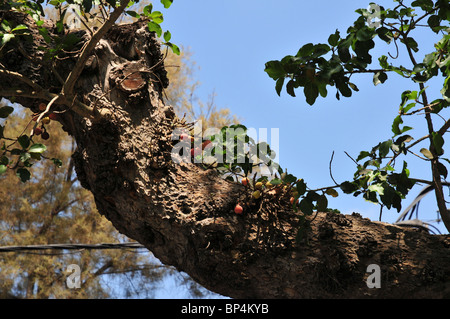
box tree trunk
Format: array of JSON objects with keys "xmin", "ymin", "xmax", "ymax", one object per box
[{"xmin": 1, "ymin": 11, "xmax": 450, "ymax": 299}]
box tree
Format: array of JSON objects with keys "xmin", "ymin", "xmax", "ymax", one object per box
[
  {"xmin": 1, "ymin": 0, "xmax": 450, "ymax": 299},
  {"xmin": 0, "ymin": 38, "xmax": 231, "ymax": 300}
]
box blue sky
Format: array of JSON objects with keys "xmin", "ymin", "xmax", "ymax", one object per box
[{"xmin": 152, "ymin": 0, "xmax": 449, "ymax": 233}]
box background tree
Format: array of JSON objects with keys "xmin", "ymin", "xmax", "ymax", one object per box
[{"xmin": 0, "ymin": 104, "xmax": 172, "ymax": 298}]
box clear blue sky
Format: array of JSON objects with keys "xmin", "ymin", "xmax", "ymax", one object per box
[{"xmin": 153, "ymin": 0, "xmax": 448, "ymax": 233}]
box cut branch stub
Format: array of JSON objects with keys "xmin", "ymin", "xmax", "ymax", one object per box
[
  {"xmin": 120, "ymin": 72, "xmax": 146, "ymax": 92},
  {"xmin": 111, "ymin": 62, "xmax": 148, "ymax": 94}
]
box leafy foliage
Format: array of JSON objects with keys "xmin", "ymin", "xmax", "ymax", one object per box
[{"xmin": 265, "ymin": 0, "xmax": 450, "ymax": 232}]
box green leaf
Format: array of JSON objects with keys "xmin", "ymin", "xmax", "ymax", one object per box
[
  {"xmin": 297, "ymin": 43, "xmax": 314, "ymax": 57},
  {"xmin": 143, "ymin": 4, "xmax": 153, "ymax": 16},
  {"xmin": 403, "ymin": 37, "xmax": 419, "ymax": 53},
  {"xmin": 432, "ymin": 132, "xmax": 444, "ymax": 155},
  {"xmin": 325, "ymin": 188, "xmax": 339, "ymax": 197},
  {"xmin": 19, "ymin": 151, "xmax": 31, "ymax": 163},
  {"xmin": 391, "ymin": 115, "xmax": 412, "ymax": 136},
  {"xmin": 376, "ymin": 27, "xmax": 393, "ymax": 43},
  {"xmin": 336, "ymin": 80, "xmax": 352, "ymax": 98},
  {"xmin": 105, "ymin": 0, "xmax": 116, "ymax": 6},
  {"xmin": 304, "ymin": 82, "xmax": 318, "ymax": 105},
  {"xmin": 0, "ymin": 164, "xmax": 6, "ymax": 175},
  {"xmin": 296, "ymin": 179, "xmax": 307, "ymax": 196},
  {"xmin": 368, "ymin": 184, "xmax": 384, "ymax": 195},
  {"xmin": 275, "ymin": 77, "xmax": 285, "ymax": 96},
  {"xmin": 437, "ymin": 161, "xmax": 448, "ymax": 179},
  {"xmin": 16, "ymin": 167, "xmax": 30, "ymax": 182},
  {"xmin": 38, "ymin": 27, "xmax": 51, "ymax": 43},
  {"xmin": 412, "ymin": 0, "xmax": 434, "ymax": 10},
  {"xmin": 147, "ymin": 21, "xmax": 162, "ymax": 37},
  {"xmin": 150, "ymin": 11, "xmax": 164, "ymax": 24},
  {"xmin": 363, "ymin": 190, "xmax": 378, "ymax": 203},
  {"xmin": 328, "ymin": 30, "xmax": 340, "ymax": 47},
  {"xmin": 166, "ymin": 42, "xmax": 180, "ymax": 55},
  {"xmin": 125, "ymin": 10, "xmax": 140, "ymax": 18},
  {"xmin": 317, "ymin": 81, "xmax": 328, "ymax": 98},
  {"xmin": 286, "ymin": 79, "xmax": 296, "ymax": 97},
  {"xmin": 420, "ymin": 148, "xmax": 434, "ymax": 160},
  {"xmin": 379, "ymin": 140, "xmax": 392, "ymax": 158},
  {"xmin": 283, "ymin": 174, "xmax": 297, "ymax": 184},
  {"xmin": 270, "ymin": 178, "xmax": 282, "ymax": 185},
  {"xmin": 1, "ymin": 19, "xmax": 11, "ymax": 32},
  {"xmin": 0, "ymin": 155, "xmax": 8, "ymax": 165},
  {"xmin": 340, "ymin": 181, "xmax": 358, "ymax": 194},
  {"xmin": 348, "ymin": 82, "xmax": 359, "ymax": 92},
  {"xmin": 316, "ymin": 194, "xmax": 328, "ymax": 212},
  {"xmin": 160, "ymin": 0, "xmax": 173, "ymax": 8},
  {"xmin": 163, "ymin": 30, "xmax": 171, "ymax": 42},
  {"xmin": 18, "ymin": 135, "xmax": 30, "ymax": 149},
  {"xmin": 379, "ymin": 55, "xmax": 389, "ymax": 68},
  {"xmin": 265, "ymin": 60, "xmax": 285, "ymax": 80},
  {"xmin": 11, "ymin": 24, "xmax": 28, "ymax": 33},
  {"xmin": 441, "ymin": 76, "xmax": 450, "ymax": 102},
  {"xmin": 356, "ymin": 26, "xmax": 375, "ymax": 42},
  {"xmin": 29, "ymin": 143, "xmax": 47, "ymax": 153},
  {"xmin": 299, "ymin": 198, "xmax": 314, "ymax": 215},
  {"xmin": 52, "ymin": 158, "xmax": 63, "ymax": 167},
  {"xmin": 356, "ymin": 151, "xmax": 371, "ymax": 162},
  {"xmin": 82, "ymin": 0, "xmax": 93, "ymax": 12},
  {"xmin": 0, "ymin": 106, "xmax": 14, "ymax": 118},
  {"xmin": 427, "ymin": 15, "xmax": 441, "ymax": 32}
]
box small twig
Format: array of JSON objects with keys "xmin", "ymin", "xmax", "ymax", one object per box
[
  {"xmin": 407, "ymin": 148, "xmax": 429, "ymax": 161},
  {"xmin": 344, "ymin": 151, "xmax": 358, "ymax": 165},
  {"xmin": 30, "ymin": 94, "xmax": 60, "ymax": 137},
  {"xmin": 388, "ymin": 37, "xmax": 400, "ymax": 59},
  {"xmin": 329, "ymin": 151, "xmax": 339, "ymax": 186},
  {"xmin": 386, "ymin": 134, "xmax": 429, "ymax": 167}
]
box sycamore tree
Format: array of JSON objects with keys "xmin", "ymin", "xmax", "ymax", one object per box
[{"xmin": 1, "ymin": 0, "xmax": 450, "ymax": 298}]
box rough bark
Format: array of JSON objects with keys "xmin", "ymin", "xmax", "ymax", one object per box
[{"xmin": 1, "ymin": 11, "xmax": 450, "ymax": 298}]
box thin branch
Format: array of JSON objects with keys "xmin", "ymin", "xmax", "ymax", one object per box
[
  {"xmin": 402, "ymin": 101, "xmax": 440, "ymax": 116},
  {"xmin": 344, "ymin": 151, "xmax": 358, "ymax": 165},
  {"xmin": 329, "ymin": 151, "xmax": 339, "ymax": 186},
  {"xmin": 386, "ymin": 134, "xmax": 430, "ymax": 167}
]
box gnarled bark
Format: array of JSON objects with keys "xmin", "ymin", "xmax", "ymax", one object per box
[{"xmin": 1, "ymin": 11, "xmax": 450, "ymax": 298}]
